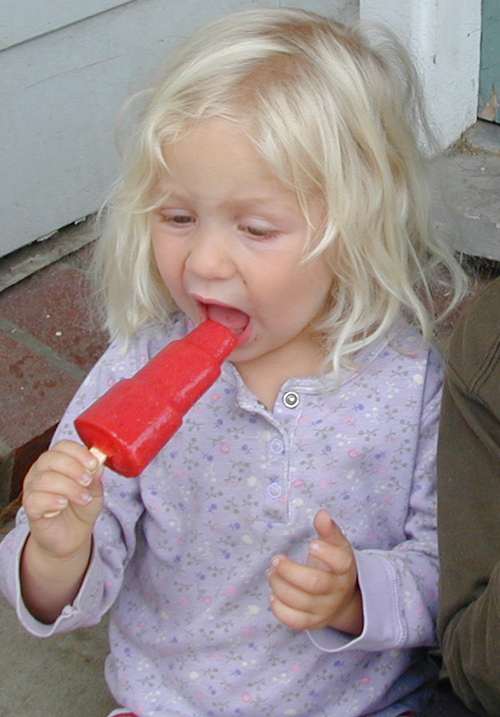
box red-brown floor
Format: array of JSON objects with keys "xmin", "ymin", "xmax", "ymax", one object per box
[{"xmin": 0, "ymin": 244, "xmax": 108, "ymax": 509}]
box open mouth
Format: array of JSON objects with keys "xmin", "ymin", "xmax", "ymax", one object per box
[
  {"xmin": 194, "ymin": 299, "xmax": 251, "ymax": 346},
  {"xmin": 205, "ymin": 303, "xmax": 249, "ymax": 334}
]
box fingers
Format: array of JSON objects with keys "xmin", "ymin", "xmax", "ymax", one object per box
[
  {"xmin": 269, "ymin": 593, "xmax": 319, "ymax": 631},
  {"xmin": 23, "ymin": 440, "xmax": 104, "ymax": 521},
  {"xmin": 267, "ymin": 512, "xmax": 361, "ymax": 633},
  {"xmin": 308, "ymin": 511, "xmax": 352, "ymax": 572},
  {"xmin": 268, "ymin": 514, "xmax": 355, "ymax": 597},
  {"xmin": 25, "ymin": 475, "xmax": 93, "ymax": 521},
  {"xmin": 267, "ymin": 557, "xmax": 329, "ymax": 629},
  {"xmin": 267, "ymin": 555, "xmax": 330, "ymax": 630},
  {"xmin": 24, "ymin": 440, "xmax": 102, "ymax": 487},
  {"xmin": 308, "ymin": 537, "xmax": 355, "ymax": 575},
  {"xmin": 268, "ymin": 551, "xmax": 354, "ymax": 603},
  {"xmin": 267, "ymin": 551, "xmax": 361, "ymax": 632},
  {"xmin": 270, "ymin": 554, "xmax": 344, "ymax": 596},
  {"xmin": 313, "ymin": 509, "xmax": 340, "ymax": 543}
]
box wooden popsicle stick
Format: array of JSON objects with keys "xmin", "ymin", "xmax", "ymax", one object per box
[
  {"xmin": 89, "ymin": 446, "xmax": 107, "ymax": 465},
  {"xmin": 42, "ymin": 446, "xmax": 107, "ymax": 519}
]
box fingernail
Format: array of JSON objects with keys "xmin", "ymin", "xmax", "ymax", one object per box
[
  {"xmin": 42, "ymin": 510, "xmax": 61, "ymax": 519},
  {"xmin": 79, "ymin": 492, "xmax": 93, "ymax": 505},
  {"xmin": 85, "ymin": 457, "xmax": 98, "ymax": 471},
  {"xmin": 80, "ymin": 473, "xmax": 92, "ymax": 487},
  {"xmin": 271, "ymin": 555, "xmax": 281, "ymax": 568},
  {"xmin": 309, "ymin": 541, "xmax": 320, "ymax": 553},
  {"xmin": 42, "ymin": 498, "xmax": 68, "ymax": 518}
]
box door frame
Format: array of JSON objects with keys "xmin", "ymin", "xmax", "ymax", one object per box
[{"xmin": 359, "ymin": 0, "xmax": 482, "ymax": 149}]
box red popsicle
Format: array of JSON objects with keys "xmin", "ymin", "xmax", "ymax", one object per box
[{"xmin": 74, "ymin": 320, "xmax": 238, "ymax": 477}]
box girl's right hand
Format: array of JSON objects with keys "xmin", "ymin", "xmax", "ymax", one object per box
[{"xmin": 22, "ymin": 440, "xmax": 105, "ymax": 560}]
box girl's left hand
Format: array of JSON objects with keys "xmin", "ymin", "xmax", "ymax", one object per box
[{"xmin": 267, "ymin": 510, "xmax": 363, "ymax": 635}]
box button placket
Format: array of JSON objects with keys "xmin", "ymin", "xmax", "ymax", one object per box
[
  {"xmin": 261, "ymin": 387, "xmax": 304, "ymax": 522},
  {"xmin": 264, "ymin": 428, "xmax": 287, "ymax": 521}
]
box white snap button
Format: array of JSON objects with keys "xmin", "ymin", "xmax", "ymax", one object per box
[{"xmin": 283, "ymin": 391, "xmax": 299, "ymax": 408}]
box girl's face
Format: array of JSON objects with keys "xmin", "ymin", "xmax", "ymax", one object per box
[{"xmin": 151, "ymin": 118, "xmax": 332, "ymax": 397}]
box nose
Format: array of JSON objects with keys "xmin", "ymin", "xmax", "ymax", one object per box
[{"xmin": 185, "ymin": 226, "xmax": 236, "ymax": 281}]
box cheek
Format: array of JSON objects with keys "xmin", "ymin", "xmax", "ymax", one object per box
[
  {"xmin": 152, "ymin": 236, "xmax": 181, "ymax": 285},
  {"xmin": 314, "ymin": 264, "xmax": 334, "ymax": 308},
  {"xmin": 151, "ymin": 232, "xmax": 163, "ymax": 269},
  {"xmin": 294, "ymin": 259, "xmax": 332, "ymax": 306}
]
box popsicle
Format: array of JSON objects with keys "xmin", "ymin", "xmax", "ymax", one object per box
[{"xmin": 74, "ymin": 320, "xmax": 238, "ymax": 477}]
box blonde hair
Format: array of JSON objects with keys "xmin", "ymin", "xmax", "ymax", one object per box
[{"xmin": 94, "ymin": 7, "xmax": 467, "ymax": 373}]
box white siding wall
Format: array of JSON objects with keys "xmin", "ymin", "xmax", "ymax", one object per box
[
  {"xmin": 3, "ymin": 0, "xmax": 482, "ymax": 257},
  {"xmin": 360, "ymin": 0, "xmax": 482, "ymax": 150},
  {"xmin": 0, "ymin": 0, "xmax": 358, "ymax": 258}
]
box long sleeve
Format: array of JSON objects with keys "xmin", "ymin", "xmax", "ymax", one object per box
[
  {"xmin": 311, "ymin": 355, "xmax": 441, "ymax": 655},
  {"xmin": 438, "ymin": 277, "xmax": 500, "ymax": 715},
  {"xmin": 0, "ymin": 327, "xmax": 162, "ymax": 635}
]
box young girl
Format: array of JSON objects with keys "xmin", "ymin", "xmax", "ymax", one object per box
[{"xmin": 0, "ymin": 8, "xmax": 466, "ymax": 717}]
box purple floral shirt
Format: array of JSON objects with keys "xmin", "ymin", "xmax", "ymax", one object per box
[{"xmin": 0, "ymin": 314, "xmax": 442, "ymax": 717}]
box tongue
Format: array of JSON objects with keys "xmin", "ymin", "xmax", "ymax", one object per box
[{"xmin": 207, "ymin": 305, "xmax": 249, "ymax": 333}]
